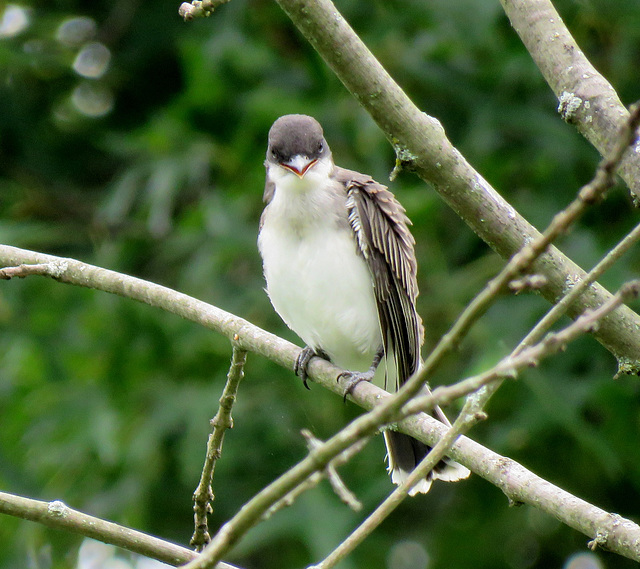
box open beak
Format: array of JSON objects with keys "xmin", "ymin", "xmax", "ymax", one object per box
[{"xmin": 281, "ymin": 155, "xmax": 317, "ymax": 178}]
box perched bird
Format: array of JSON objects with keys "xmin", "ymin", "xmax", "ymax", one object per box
[{"xmin": 258, "ymin": 114, "xmax": 469, "ymax": 494}]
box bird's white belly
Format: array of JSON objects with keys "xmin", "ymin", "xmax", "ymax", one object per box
[{"xmin": 259, "ymin": 223, "xmax": 381, "ymax": 372}]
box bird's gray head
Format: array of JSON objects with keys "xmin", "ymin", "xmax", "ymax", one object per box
[{"xmin": 266, "ymin": 114, "xmax": 331, "ymax": 178}]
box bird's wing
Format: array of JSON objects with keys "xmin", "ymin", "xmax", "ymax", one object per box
[
  {"xmin": 337, "ymin": 166, "xmax": 424, "ymax": 388},
  {"xmin": 259, "ymin": 175, "xmax": 276, "ymax": 231}
]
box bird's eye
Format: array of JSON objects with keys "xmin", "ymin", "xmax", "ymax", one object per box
[{"xmin": 318, "ymin": 141, "xmax": 324, "ymax": 153}]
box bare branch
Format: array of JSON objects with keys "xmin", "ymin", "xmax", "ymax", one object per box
[
  {"xmin": 261, "ymin": 434, "xmax": 369, "ymax": 521},
  {"xmin": 191, "ymin": 346, "xmax": 248, "ymax": 551},
  {"xmin": 0, "ymin": 245, "xmax": 300, "ymax": 373},
  {"xmin": 408, "ymin": 101, "xmax": 640, "ymax": 395},
  {"xmin": 301, "ymin": 430, "xmax": 362, "ymax": 512},
  {"xmin": 0, "ymin": 261, "xmax": 68, "ymax": 279},
  {"xmin": 322, "ymin": 113, "xmax": 640, "ymax": 569},
  {"xmin": 183, "ymin": 282, "xmax": 639, "ymax": 569},
  {"xmin": 451, "ymin": 124, "xmax": 640, "ymax": 427},
  {"xmin": 499, "ymin": 0, "xmax": 640, "ymax": 203},
  {"xmin": 0, "ymin": 246, "xmax": 640, "ymax": 567},
  {"xmin": 342, "ymin": 281, "xmax": 640, "ymax": 566},
  {"xmin": 407, "ymin": 280, "xmax": 640, "ymax": 421},
  {"xmin": 393, "ymin": 401, "xmax": 640, "ymax": 563},
  {"xmin": 0, "ymin": 491, "xmax": 239, "ymax": 569},
  {"xmin": 2, "ymin": 246, "xmax": 639, "ymax": 563}
]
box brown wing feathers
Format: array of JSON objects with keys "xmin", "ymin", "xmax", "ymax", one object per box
[{"xmin": 340, "ymin": 167, "xmax": 424, "ymax": 388}]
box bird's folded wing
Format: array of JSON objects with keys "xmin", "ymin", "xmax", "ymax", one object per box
[{"xmin": 339, "ymin": 166, "xmax": 424, "ymax": 388}]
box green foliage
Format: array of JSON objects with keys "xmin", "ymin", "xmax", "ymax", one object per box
[{"xmin": 1, "ymin": 1, "xmax": 639, "ymax": 568}]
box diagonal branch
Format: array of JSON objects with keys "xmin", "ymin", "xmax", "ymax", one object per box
[
  {"xmin": 177, "ymin": 0, "xmax": 640, "ymax": 366},
  {"xmin": 500, "ymin": 0, "xmax": 640, "ymax": 202},
  {"xmin": 405, "ymin": 280, "xmax": 640, "ymax": 421},
  {"xmin": 259, "ymin": 432, "xmax": 369, "ymax": 522},
  {"xmin": 180, "ymin": 282, "xmax": 640, "ymax": 569},
  {"xmin": 410, "ymin": 101, "xmax": 640, "ymax": 390}
]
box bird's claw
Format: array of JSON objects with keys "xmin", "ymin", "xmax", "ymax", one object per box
[
  {"xmin": 338, "ymin": 370, "xmax": 374, "ymax": 402},
  {"xmin": 294, "ymin": 346, "xmax": 317, "ymax": 389}
]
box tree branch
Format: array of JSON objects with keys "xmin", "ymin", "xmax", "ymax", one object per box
[
  {"xmin": 299, "ymin": 430, "xmax": 363, "ymax": 513},
  {"xmin": 403, "ymin": 280, "xmax": 640, "ymax": 420},
  {"xmin": 191, "ymin": 346, "xmax": 247, "ymax": 551},
  {"xmin": 260, "ymin": 433, "xmax": 369, "ymax": 522},
  {"xmin": 0, "ymin": 244, "xmax": 298, "ymax": 372},
  {"xmin": 2, "ymin": 247, "xmax": 640, "ymax": 563},
  {"xmin": 265, "ymin": 0, "xmax": 640, "ymax": 371},
  {"xmin": 499, "ymin": 0, "xmax": 640, "ymax": 203},
  {"xmin": 0, "ymin": 491, "xmax": 239, "ymax": 569},
  {"xmin": 410, "ymin": 101, "xmax": 640, "ymax": 392}
]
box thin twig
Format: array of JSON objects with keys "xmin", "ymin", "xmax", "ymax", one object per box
[
  {"xmin": 417, "ymin": 101, "xmax": 640, "ymax": 434},
  {"xmin": 259, "ymin": 434, "xmax": 369, "ymax": 521},
  {"xmin": 191, "ymin": 346, "xmax": 248, "ymax": 551},
  {"xmin": 262, "ymin": 431, "xmax": 368, "ymax": 522},
  {"xmin": 0, "ymin": 262, "xmax": 69, "ymax": 279},
  {"xmin": 312, "ymin": 279, "xmax": 640, "ymax": 568},
  {"xmin": 460, "ymin": 220, "xmax": 640, "ymax": 426},
  {"xmin": 306, "ymin": 104, "xmax": 640, "ymax": 569},
  {"xmin": 183, "ymin": 279, "xmax": 640, "ymax": 569},
  {"xmin": 301, "ymin": 430, "xmax": 362, "ymax": 512},
  {"xmin": 339, "ymin": 96, "xmax": 637, "ymax": 456}
]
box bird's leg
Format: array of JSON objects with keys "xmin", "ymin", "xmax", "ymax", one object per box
[
  {"xmin": 294, "ymin": 346, "xmax": 331, "ymax": 389},
  {"xmin": 339, "ymin": 346, "xmax": 384, "ymax": 401}
]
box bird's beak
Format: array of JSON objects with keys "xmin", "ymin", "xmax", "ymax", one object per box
[{"xmin": 281, "ymin": 155, "xmax": 318, "ymax": 178}]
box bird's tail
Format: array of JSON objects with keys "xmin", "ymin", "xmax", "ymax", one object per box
[{"xmin": 382, "ymin": 386, "xmax": 470, "ymax": 495}]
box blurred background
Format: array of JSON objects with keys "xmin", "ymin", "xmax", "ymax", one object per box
[{"xmin": 1, "ymin": 0, "xmax": 640, "ymax": 568}]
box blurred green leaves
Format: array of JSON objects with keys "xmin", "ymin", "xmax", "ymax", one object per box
[{"xmin": 1, "ymin": 1, "xmax": 640, "ymax": 568}]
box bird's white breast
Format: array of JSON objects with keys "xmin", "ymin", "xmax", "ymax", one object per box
[{"xmin": 258, "ymin": 166, "xmax": 382, "ymax": 373}]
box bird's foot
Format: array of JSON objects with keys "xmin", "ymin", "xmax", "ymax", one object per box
[
  {"xmin": 338, "ymin": 369, "xmax": 375, "ymax": 401},
  {"xmin": 294, "ymin": 347, "xmax": 329, "ymax": 389}
]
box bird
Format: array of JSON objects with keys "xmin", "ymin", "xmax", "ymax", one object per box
[{"xmin": 258, "ymin": 114, "xmax": 470, "ymax": 494}]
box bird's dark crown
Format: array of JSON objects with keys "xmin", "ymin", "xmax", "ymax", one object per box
[{"xmin": 267, "ymin": 114, "xmax": 329, "ymax": 163}]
